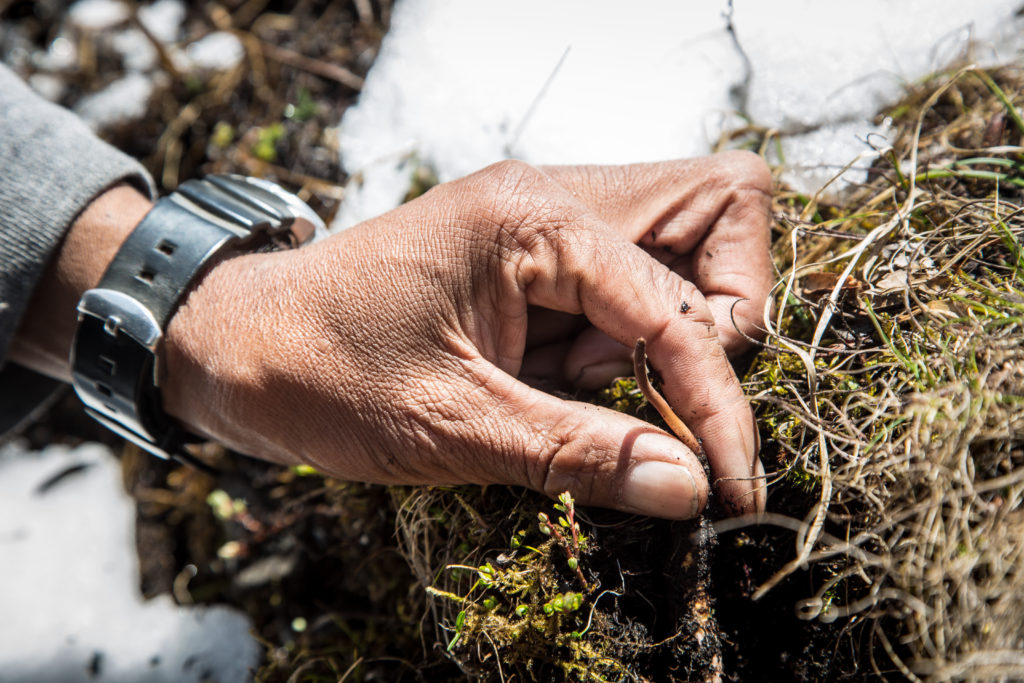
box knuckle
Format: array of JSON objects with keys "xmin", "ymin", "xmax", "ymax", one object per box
[
  {"xmin": 720, "ymin": 149, "xmax": 770, "ymax": 185},
  {"xmin": 531, "ymin": 406, "xmax": 621, "ymax": 504},
  {"xmin": 717, "ymin": 149, "xmax": 773, "ymax": 195},
  {"xmin": 475, "ymin": 159, "xmax": 544, "ymax": 200},
  {"xmin": 527, "ymin": 409, "xmax": 583, "ymax": 493},
  {"xmin": 463, "ymin": 160, "xmax": 568, "ymax": 242},
  {"xmin": 658, "ymin": 268, "xmax": 716, "ymax": 325},
  {"xmin": 537, "ymin": 433, "xmax": 597, "ymax": 502}
]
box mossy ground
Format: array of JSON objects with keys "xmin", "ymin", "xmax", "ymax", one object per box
[{"xmin": 7, "ymin": 2, "xmax": 1024, "ymax": 680}]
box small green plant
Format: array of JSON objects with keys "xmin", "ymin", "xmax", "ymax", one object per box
[
  {"xmin": 422, "ymin": 491, "xmax": 629, "ymax": 679},
  {"xmin": 210, "ymin": 121, "xmax": 235, "ymax": 149},
  {"xmin": 596, "ymin": 376, "xmax": 644, "ymax": 414},
  {"xmin": 284, "ymin": 87, "xmax": 317, "ymax": 122},
  {"xmin": 250, "ymin": 122, "xmax": 285, "ymax": 162},
  {"xmin": 538, "ymin": 491, "xmax": 589, "ymax": 589},
  {"xmin": 206, "ymin": 488, "xmax": 247, "ymax": 520}
]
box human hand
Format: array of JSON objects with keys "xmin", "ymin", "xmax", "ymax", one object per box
[{"xmin": 162, "ymin": 152, "xmax": 773, "ymax": 518}]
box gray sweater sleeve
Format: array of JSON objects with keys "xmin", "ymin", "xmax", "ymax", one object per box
[{"xmin": 0, "ymin": 64, "xmax": 155, "ymax": 435}]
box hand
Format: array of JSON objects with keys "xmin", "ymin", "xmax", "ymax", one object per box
[{"xmin": 163, "ymin": 152, "xmax": 773, "ymax": 519}]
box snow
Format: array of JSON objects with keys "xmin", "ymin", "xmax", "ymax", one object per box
[
  {"xmin": 0, "ymin": 443, "xmax": 259, "ymax": 683},
  {"xmin": 67, "ymin": 0, "xmax": 130, "ymax": 32},
  {"xmin": 333, "ymin": 0, "xmax": 1024, "ymax": 231},
  {"xmin": 74, "ymin": 72, "xmax": 156, "ymax": 130},
  {"xmin": 137, "ymin": 0, "xmax": 186, "ymax": 44},
  {"xmin": 184, "ymin": 32, "xmax": 246, "ymax": 72}
]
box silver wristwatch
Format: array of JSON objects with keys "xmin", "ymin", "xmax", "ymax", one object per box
[{"xmin": 70, "ymin": 174, "xmax": 324, "ymax": 465}]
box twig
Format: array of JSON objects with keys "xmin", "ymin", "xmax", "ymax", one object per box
[
  {"xmin": 505, "ymin": 46, "xmax": 571, "ymax": 157},
  {"xmin": 632, "ymin": 338, "xmax": 703, "ymax": 455},
  {"xmin": 260, "ymin": 41, "xmax": 364, "ymax": 90}
]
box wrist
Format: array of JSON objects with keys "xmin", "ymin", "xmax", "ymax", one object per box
[
  {"xmin": 160, "ymin": 248, "xmax": 306, "ymax": 466},
  {"xmin": 65, "ymin": 174, "xmax": 324, "ymax": 465},
  {"xmin": 160, "ymin": 250, "xmax": 260, "ymax": 443},
  {"xmin": 9, "ymin": 184, "xmax": 153, "ymax": 380}
]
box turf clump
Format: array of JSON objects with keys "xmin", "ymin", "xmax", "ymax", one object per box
[
  {"xmin": 391, "ymin": 484, "xmax": 722, "ymax": 682},
  {"xmin": 740, "ymin": 64, "xmax": 1024, "ymax": 680}
]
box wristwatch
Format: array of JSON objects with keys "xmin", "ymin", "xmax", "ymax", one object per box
[{"xmin": 70, "ymin": 174, "xmax": 324, "ymax": 466}]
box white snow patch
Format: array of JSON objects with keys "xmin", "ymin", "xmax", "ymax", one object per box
[
  {"xmin": 184, "ymin": 31, "xmax": 246, "ymax": 72},
  {"xmin": 138, "ymin": 0, "xmax": 186, "ymax": 44},
  {"xmin": 67, "ymin": 0, "xmax": 130, "ymax": 32},
  {"xmin": 74, "ymin": 72, "xmax": 155, "ymax": 130},
  {"xmin": 0, "ymin": 442, "xmax": 259, "ymax": 683},
  {"xmin": 111, "ymin": 28, "xmax": 159, "ymax": 72},
  {"xmin": 335, "ymin": 0, "xmax": 743, "ymax": 229},
  {"xmin": 28, "ymin": 73, "xmax": 66, "ymax": 101},
  {"xmin": 33, "ymin": 34, "xmax": 78, "ymax": 71},
  {"xmin": 733, "ymin": 0, "xmax": 1024, "ymax": 192},
  {"xmin": 333, "ymin": 0, "xmax": 1024, "ymax": 230}
]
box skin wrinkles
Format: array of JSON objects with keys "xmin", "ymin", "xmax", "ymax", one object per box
[
  {"xmin": 462, "ymin": 356, "xmax": 566, "ymax": 487},
  {"xmin": 536, "ymin": 409, "xmax": 601, "ymax": 498},
  {"xmin": 396, "ymin": 386, "xmax": 477, "ymax": 480},
  {"xmin": 17, "ymin": 153, "xmax": 773, "ymax": 520}
]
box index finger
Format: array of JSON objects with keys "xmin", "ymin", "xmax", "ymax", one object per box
[
  {"xmin": 477, "ymin": 161, "xmax": 764, "ymax": 514},
  {"xmin": 542, "ymin": 152, "xmax": 774, "ymax": 354}
]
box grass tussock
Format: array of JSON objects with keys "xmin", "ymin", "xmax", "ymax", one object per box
[{"xmin": 742, "ymin": 64, "xmax": 1024, "ymax": 680}]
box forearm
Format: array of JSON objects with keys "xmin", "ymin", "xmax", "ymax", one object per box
[
  {"xmin": 8, "ymin": 185, "xmax": 154, "ymax": 381},
  {"xmin": 0, "ymin": 63, "xmax": 155, "ymax": 388}
]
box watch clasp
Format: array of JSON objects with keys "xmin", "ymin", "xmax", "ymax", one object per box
[{"xmin": 77, "ymin": 288, "xmax": 162, "ymax": 351}]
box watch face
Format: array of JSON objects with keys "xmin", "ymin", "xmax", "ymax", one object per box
[{"xmin": 232, "ymin": 175, "xmax": 327, "ymax": 245}]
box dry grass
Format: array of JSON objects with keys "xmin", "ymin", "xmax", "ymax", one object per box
[{"xmin": 738, "ymin": 64, "xmax": 1024, "ymax": 680}]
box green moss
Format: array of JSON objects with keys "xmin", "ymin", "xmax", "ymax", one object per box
[{"xmin": 424, "ymin": 491, "xmax": 635, "ymax": 680}]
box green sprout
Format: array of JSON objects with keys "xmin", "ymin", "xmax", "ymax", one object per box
[
  {"xmin": 210, "ymin": 121, "xmax": 234, "ymax": 148},
  {"xmin": 284, "ymin": 87, "xmax": 317, "ymax": 122},
  {"xmin": 446, "ymin": 610, "xmax": 466, "ymax": 652},
  {"xmin": 206, "ymin": 489, "xmax": 247, "ymax": 521},
  {"xmin": 250, "ymin": 122, "xmax": 285, "ymax": 162}
]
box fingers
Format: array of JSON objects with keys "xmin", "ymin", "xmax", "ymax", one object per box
[
  {"xmin": 431, "ymin": 360, "xmax": 710, "ymax": 519},
  {"xmin": 470, "ymin": 161, "xmax": 764, "ymax": 514},
  {"xmin": 542, "ymin": 151, "xmax": 774, "ymax": 355},
  {"xmin": 563, "ymin": 327, "xmax": 632, "ymax": 390}
]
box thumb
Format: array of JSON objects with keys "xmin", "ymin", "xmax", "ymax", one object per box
[{"xmin": 462, "ymin": 361, "xmax": 709, "ymax": 519}]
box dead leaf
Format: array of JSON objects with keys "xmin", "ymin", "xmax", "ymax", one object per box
[{"xmin": 800, "ymin": 271, "xmax": 863, "ymax": 296}]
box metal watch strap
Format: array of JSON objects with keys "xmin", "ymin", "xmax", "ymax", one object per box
[{"xmin": 71, "ymin": 174, "xmax": 323, "ymax": 463}]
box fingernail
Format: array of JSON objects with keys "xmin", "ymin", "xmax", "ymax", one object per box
[
  {"xmin": 575, "ymin": 360, "xmax": 634, "ymax": 390},
  {"xmin": 622, "ymin": 435, "xmax": 707, "ymax": 518}
]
